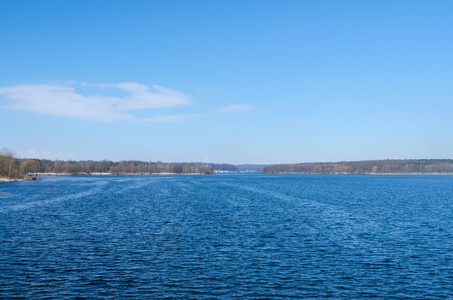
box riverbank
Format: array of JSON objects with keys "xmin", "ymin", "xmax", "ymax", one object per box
[{"xmin": 0, "ymin": 178, "xmax": 22, "ymax": 184}]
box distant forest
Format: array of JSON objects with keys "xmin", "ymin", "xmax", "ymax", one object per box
[
  {"xmin": 40, "ymin": 160, "xmax": 233, "ymax": 175},
  {"xmin": 0, "ymin": 148, "xmax": 238, "ymax": 177},
  {"xmin": 260, "ymin": 160, "xmax": 453, "ymax": 174},
  {"xmin": 235, "ymin": 164, "xmax": 268, "ymax": 172}
]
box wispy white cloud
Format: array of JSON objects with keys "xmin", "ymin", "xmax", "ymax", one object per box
[
  {"xmin": 0, "ymin": 82, "xmax": 194, "ymax": 122},
  {"xmin": 216, "ymin": 104, "xmax": 256, "ymax": 113},
  {"xmin": 142, "ymin": 114, "xmax": 205, "ymax": 122}
]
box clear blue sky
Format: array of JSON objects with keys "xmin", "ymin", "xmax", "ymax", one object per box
[{"xmin": 1, "ymin": 0, "xmax": 452, "ymax": 164}]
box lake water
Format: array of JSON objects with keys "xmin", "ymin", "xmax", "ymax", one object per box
[{"xmin": 1, "ymin": 174, "xmax": 452, "ymax": 298}]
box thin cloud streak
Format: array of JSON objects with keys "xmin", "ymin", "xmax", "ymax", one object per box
[
  {"xmin": 142, "ymin": 114, "xmax": 205, "ymax": 122},
  {"xmin": 0, "ymin": 82, "xmax": 194, "ymax": 122},
  {"xmin": 216, "ymin": 104, "xmax": 256, "ymax": 113}
]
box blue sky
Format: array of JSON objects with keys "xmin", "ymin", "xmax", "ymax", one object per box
[{"xmin": 1, "ymin": 0, "xmax": 452, "ymax": 164}]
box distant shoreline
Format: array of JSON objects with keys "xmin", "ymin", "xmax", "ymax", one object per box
[
  {"xmin": 259, "ymin": 172, "xmax": 453, "ymax": 175},
  {"xmin": 260, "ymin": 159, "xmax": 453, "ymax": 174}
]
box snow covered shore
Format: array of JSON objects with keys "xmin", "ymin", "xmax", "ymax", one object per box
[{"xmin": 0, "ymin": 178, "xmax": 21, "ymax": 183}]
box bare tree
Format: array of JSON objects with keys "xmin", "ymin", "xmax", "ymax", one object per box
[
  {"xmin": 0, "ymin": 148, "xmax": 16, "ymax": 177},
  {"xmin": 20, "ymin": 159, "xmax": 42, "ymax": 175}
]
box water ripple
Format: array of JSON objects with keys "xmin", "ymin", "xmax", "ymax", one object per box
[{"xmin": 0, "ymin": 174, "xmax": 452, "ymax": 298}]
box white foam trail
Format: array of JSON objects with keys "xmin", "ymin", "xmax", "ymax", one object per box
[
  {"xmin": 0, "ymin": 187, "xmax": 102, "ymax": 213},
  {"xmin": 112, "ymin": 178, "xmax": 155, "ymax": 194}
]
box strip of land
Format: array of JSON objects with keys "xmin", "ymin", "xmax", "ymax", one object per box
[{"xmin": 260, "ymin": 159, "xmax": 453, "ymax": 174}]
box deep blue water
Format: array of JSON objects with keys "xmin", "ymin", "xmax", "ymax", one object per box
[{"xmin": 1, "ymin": 174, "xmax": 453, "ymax": 299}]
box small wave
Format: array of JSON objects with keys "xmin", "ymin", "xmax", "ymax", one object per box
[{"xmin": 0, "ymin": 188, "xmax": 102, "ymax": 213}]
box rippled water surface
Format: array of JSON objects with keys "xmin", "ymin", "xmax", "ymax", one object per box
[{"xmin": 1, "ymin": 174, "xmax": 453, "ymax": 298}]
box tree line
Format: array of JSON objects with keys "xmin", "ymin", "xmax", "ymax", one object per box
[
  {"xmin": 48, "ymin": 160, "xmax": 216, "ymax": 175},
  {"xmin": 0, "ymin": 147, "xmax": 239, "ymax": 178},
  {"xmin": 260, "ymin": 159, "xmax": 453, "ymax": 174},
  {"xmin": 0, "ymin": 148, "xmax": 20, "ymax": 178}
]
